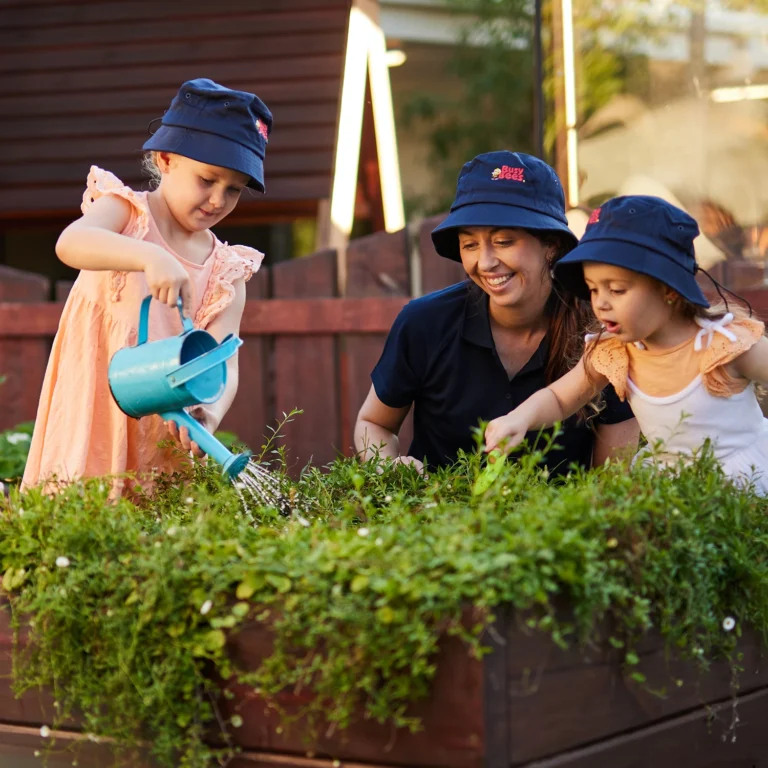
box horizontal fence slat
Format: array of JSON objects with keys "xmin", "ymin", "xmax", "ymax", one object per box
[{"xmin": 0, "ymin": 298, "xmax": 407, "ymax": 337}]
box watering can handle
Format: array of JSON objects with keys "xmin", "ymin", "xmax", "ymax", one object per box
[
  {"xmin": 167, "ymin": 334, "xmax": 243, "ymax": 389},
  {"xmin": 137, "ymin": 296, "xmax": 194, "ymax": 346}
]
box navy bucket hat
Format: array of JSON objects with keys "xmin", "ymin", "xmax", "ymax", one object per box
[
  {"xmin": 555, "ymin": 195, "xmax": 709, "ymax": 307},
  {"xmin": 431, "ymin": 151, "xmax": 578, "ymax": 261},
  {"xmin": 143, "ymin": 78, "xmax": 272, "ymax": 192}
]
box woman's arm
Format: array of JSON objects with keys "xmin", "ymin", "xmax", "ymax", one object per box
[
  {"xmin": 167, "ymin": 279, "xmax": 246, "ymax": 457},
  {"xmin": 485, "ymin": 358, "xmax": 605, "ymax": 453},
  {"xmin": 56, "ymin": 195, "xmax": 192, "ymax": 308},
  {"xmin": 355, "ymin": 386, "xmax": 424, "ymax": 470}
]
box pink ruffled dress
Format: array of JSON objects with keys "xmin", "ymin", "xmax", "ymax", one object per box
[{"xmin": 21, "ymin": 166, "xmax": 263, "ymax": 492}]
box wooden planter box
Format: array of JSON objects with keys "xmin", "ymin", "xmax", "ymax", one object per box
[{"xmin": 0, "ymin": 605, "xmax": 766, "ymax": 767}]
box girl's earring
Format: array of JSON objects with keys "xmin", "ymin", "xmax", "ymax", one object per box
[{"xmin": 666, "ymin": 298, "xmax": 674, "ymax": 305}]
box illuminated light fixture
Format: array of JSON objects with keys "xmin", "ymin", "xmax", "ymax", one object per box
[
  {"xmin": 710, "ymin": 84, "xmax": 768, "ymax": 103},
  {"xmin": 385, "ymin": 49, "xmax": 407, "ymax": 67},
  {"xmin": 329, "ymin": 4, "xmax": 406, "ymax": 245},
  {"xmin": 561, "ymin": 0, "xmax": 579, "ymax": 207}
]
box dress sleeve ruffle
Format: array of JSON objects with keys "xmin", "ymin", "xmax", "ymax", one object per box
[
  {"xmin": 700, "ymin": 316, "xmax": 765, "ymax": 396},
  {"xmin": 194, "ymin": 242, "xmax": 264, "ymax": 330},
  {"xmin": 81, "ymin": 166, "xmax": 151, "ymax": 302},
  {"xmin": 585, "ymin": 334, "xmax": 629, "ymax": 401}
]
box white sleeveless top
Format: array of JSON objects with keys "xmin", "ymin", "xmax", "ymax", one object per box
[{"xmin": 626, "ymin": 316, "xmax": 768, "ymax": 494}]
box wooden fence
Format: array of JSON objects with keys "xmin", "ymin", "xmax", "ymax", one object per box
[{"xmin": 0, "ymin": 215, "xmax": 465, "ymax": 473}]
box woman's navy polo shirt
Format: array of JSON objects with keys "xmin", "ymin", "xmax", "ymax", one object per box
[{"xmin": 371, "ymin": 282, "xmax": 634, "ymax": 475}]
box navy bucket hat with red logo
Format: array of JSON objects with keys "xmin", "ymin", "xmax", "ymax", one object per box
[
  {"xmin": 555, "ymin": 195, "xmax": 709, "ymax": 307},
  {"xmin": 143, "ymin": 78, "xmax": 272, "ymax": 192},
  {"xmin": 431, "ymin": 151, "xmax": 578, "ymax": 262}
]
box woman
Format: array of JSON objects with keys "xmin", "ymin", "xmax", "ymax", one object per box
[{"xmin": 354, "ymin": 151, "xmax": 639, "ymax": 474}]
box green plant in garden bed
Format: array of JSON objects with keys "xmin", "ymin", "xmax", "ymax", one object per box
[{"xmin": 0, "ymin": 434, "xmax": 767, "ymax": 767}]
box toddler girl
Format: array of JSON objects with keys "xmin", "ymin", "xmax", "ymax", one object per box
[
  {"xmin": 22, "ymin": 78, "xmax": 271, "ymax": 493},
  {"xmin": 485, "ymin": 195, "xmax": 768, "ymax": 493}
]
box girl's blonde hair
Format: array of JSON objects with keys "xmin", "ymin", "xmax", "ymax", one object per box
[{"xmin": 141, "ymin": 151, "xmax": 162, "ymax": 188}]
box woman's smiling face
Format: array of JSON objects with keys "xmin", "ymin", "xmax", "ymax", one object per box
[{"xmin": 457, "ymin": 226, "xmax": 553, "ymax": 312}]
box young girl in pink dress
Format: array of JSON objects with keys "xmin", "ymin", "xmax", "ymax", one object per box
[
  {"xmin": 22, "ymin": 78, "xmax": 271, "ymax": 493},
  {"xmin": 485, "ymin": 195, "xmax": 768, "ymax": 494}
]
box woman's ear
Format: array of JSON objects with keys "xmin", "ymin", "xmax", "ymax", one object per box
[{"xmin": 663, "ymin": 287, "xmax": 681, "ymax": 306}]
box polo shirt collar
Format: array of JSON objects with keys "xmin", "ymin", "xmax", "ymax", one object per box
[{"xmin": 461, "ymin": 289, "xmax": 551, "ymax": 374}]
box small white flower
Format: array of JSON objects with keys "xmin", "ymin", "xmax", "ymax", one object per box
[
  {"xmin": 384, "ymin": 495, "xmax": 392, "ymax": 503},
  {"xmin": 357, "ymin": 527, "xmax": 370, "ymax": 537},
  {"xmin": 375, "ymin": 538, "xmax": 384, "ymax": 546},
  {"xmin": 40, "ymin": 725, "xmax": 50, "ymax": 738},
  {"xmin": 154, "ymin": 541, "xmax": 161, "ymax": 548},
  {"xmin": 34, "ymin": 750, "xmax": 40, "ymax": 757},
  {"xmin": 296, "ymin": 515, "xmax": 311, "ymax": 527},
  {"xmin": 230, "ymin": 714, "xmax": 243, "ymax": 728},
  {"xmin": 185, "ymin": 497, "xmax": 194, "ymax": 505},
  {"xmin": 200, "ymin": 600, "xmax": 213, "ymax": 615},
  {"xmin": 723, "ymin": 616, "xmax": 736, "ymax": 632},
  {"xmin": 18, "ymin": 508, "xmax": 24, "ymax": 516},
  {"xmin": 6, "ymin": 432, "xmax": 30, "ymax": 445},
  {"xmin": 56, "ymin": 556, "xmax": 70, "ymax": 568},
  {"xmin": 166, "ymin": 526, "xmax": 177, "ymax": 537}
]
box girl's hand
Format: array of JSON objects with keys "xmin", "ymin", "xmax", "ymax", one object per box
[
  {"xmin": 166, "ymin": 407, "xmax": 220, "ymax": 459},
  {"xmin": 143, "ymin": 247, "xmax": 192, "ymax": 308},
  {"xmin": 485, "ymin": 413, "xmax": 528, "ymax": 454},
  {"xmin": 392, "ymin": 455, "xmax": 426, "ymax": 474}
]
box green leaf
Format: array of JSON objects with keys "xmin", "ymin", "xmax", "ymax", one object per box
[{"xmin": 350, "ymin": 575, "xmax": 369, "ymax": 593}]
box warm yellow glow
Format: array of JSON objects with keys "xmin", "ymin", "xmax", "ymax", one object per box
[
  {"xmin": 561, "ymin": 0, "xmax": 579, "ymax": 207},
  {"xmin": 368, "ymin": 25, "xmax": 406, "ymax": 232},
  {"xmin": 329, "ymin": 5, "xmax": 405, "ymax": 238},
  {"xmin": 385, "ymin": 49, "xmax": 407, "ymax": 67},
  {"xmin": 710, "ymin": 84, "xmax": 768, "ymax": 103},
  {"xmin": 330, "ymin": 7, "xmax": 369, "ymax": 237}
]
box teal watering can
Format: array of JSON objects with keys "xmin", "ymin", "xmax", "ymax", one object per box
[{"xmin": 108, "ymin": 295, "xmax": 251, "ymax": 479}]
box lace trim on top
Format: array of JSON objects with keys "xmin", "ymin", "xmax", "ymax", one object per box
[
  {"xmin": 698, "ymin": 315, "xmax": 764, "ymax": 396},
  {"xmin": 194, "ymin": 243, "xmax": 263, "ymax": 330},
  {"xmin": 585, "ymin": 334, "xmax": 629, "ymax": 400},
  {"xmin": 81, "ymin": 166, "xmax": 150, "ymax": 302}
]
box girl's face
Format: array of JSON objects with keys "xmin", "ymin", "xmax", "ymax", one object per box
[
  {"xmin": 583, "ymin": 262, "xmax": 675, "ymax": 342},
  {"xmin": 457, "ymin": 227, "xmax": 553, "ymax": 313},
  {"xmin": 156, "ymin": 153, "xmax": 249, "ymax": 232}
]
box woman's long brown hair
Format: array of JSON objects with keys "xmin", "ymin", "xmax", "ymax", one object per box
[{"xmin": 536, "ymin": 231, "xmax": 598, "ymax": 423}]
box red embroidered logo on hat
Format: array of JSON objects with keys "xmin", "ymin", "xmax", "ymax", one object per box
[
  {"xmin": 255, "ymin": 119, "xmax": 269, "ymax": 143},
  {"xmin": 491, "ymin": 166, "xmax": 525, "ymax": 182},
  {"xmin": 588, "ymin": 207, "xmax": 601, "ymax": 225}
]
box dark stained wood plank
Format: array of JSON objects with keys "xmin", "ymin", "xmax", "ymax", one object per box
[
  {"xmin": 220, "ymin": 619, "xmax": 486, "ymax": 768},
  {"xmin": 0, "ymin": 31, "xmax": 346, "ymax": 73},
  {"xmin": 504, "ymin": 620, "xmax": 768, "ymax": 764},
  {"xmin": 0, "ymin": 174, "xmax": 334, "ymax": 214},
  {"xmin": 0, "ymin": 80, "xmax": 342, "ymax": 117},
  {"xmin": 2, "ymin": 56, "xmax": 346, "ymax": 97},
  {"xmin": 0, "ymin": 103, "xmax": 338, "ymax": 143},
  {"xmin": 0, "ymin": 0, "xmax": 349, "ymax": 28},
  {"xmin": 0, "ymin": 268, "xmax": 51, "ymax": 432},
  {"xmin": 524, "ymin": 686, "xmax": 768, "ymax": 768},
  {"xmin": 418, "ymin": 215, "xmax": 467, "ymax": 295},
  {"xmin": 0, "ymin": 298, "xmax": 409, "ymax": 337},
  {"xmin": 1, "ymin": 128, "xmax": 337, "ymax": 163},
  {"xmin": 0, "ymin": 9, "xmax": 349, "ymax": 50},
  {"xmin": 271, "ymin": 250, "xmax": 341, "ymax": 472},
  {"xmin": 219, "ymin": 269, "xmax": 271, "ymax": 455},
  {"xmin": 343, "ymin": 228, "xmax": 412, "ymax": 457}
]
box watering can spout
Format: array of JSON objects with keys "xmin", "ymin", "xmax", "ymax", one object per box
[{"xmin": 163, "ymin": 410, "xmax": 251, "ymax": 480}]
